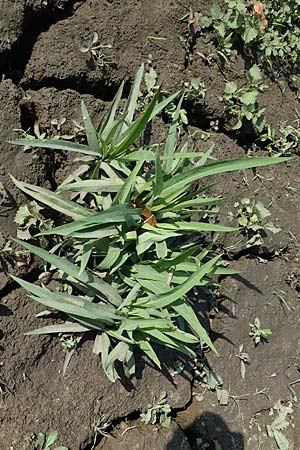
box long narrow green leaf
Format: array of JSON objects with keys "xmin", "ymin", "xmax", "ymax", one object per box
[
  {"xmin": 113, "ymin": 87, "xmax": 161, "ymax": 156},
  {"xmin": 25, "ymin": 323, "xmax": 90, "ymax": 335},
  {"xmin": 104, "ymin": 341, "xmax": 129, "ymax": 382},
  {"xmin": 11, "ymin": 276, "xmax": 119, "ymax": 323},
  {"xmin": 110, "ymin": 251, "xmax": 131, "ymax": 274},
  {"xmin": 136, "ymin": 230, "xmax": 179, "ymax": 255},
  {"xmin": 9, "ymin": 138, "xmax": 100, "ymax": 156},
  {"xmin": 149, "ymin": 91, "xmax": 180, "ymax": 121},
  {"xmin": 58, "ymin": 178, "xmax": 124, "ymax": 193},
  {"xmin": 156, "ymin": 221, "xmax": 238, "ymax": 233},
  {"xmin": 120, "ymin": 318, "xmax": 173, "ymax": 332},
  {"xmin": 107, "ymin": 330, "xmax": 134, "ymax": 345},
  {"xmin": 11, "ymin": 176, "xmax": 93, "ymax": 219},
  {"xmin": 81, "ymin": 101, "xmax": 100, "ymax": 153},
  {"xmin": 98, "ymin": 81, "xmax": 124, "ymax": 135},
  {"xmin": 148, "ymin": 244, "xmax": 198, "ymax": 269},
  {"xmin": 113, "ymin": 159, "xmax": 144, "ymax": 205},
  {"xmin": 59, "ymin": 227, "xmax": 117, "ymax": 239},
  {"xmin": 133, "ymin": 278, "xmax": 171, "ymax": 294},
  {"xmin": 145, "ymin": 328, "xmax": 196, "ymax": 357},
  {"xmin": 68, "ymin": 315, "xmax": 111, "ymax": 331},
  {"xmin": 14, "ymin": 239, "xmax": 123, "ymax": 306},
  {"xmin": 121, "ymin": 63, "xmax": 144, "ymax": 133},
  {"xmin": 160, "ymin": 157, "xmax": 290, "ymax": 199},
  {"xmin": 96, "ymin": 244, "xmax": 120, "ymax": 270},
  {"xmin": 163, "ymin": 197, "xmax": 226, "ymax": 211},
  {"xmin": 39, "ymin": 206, "xmax": 140, "ymax": 237},
  {"xmin": 119, "ymin": 150, "xmax": 206, "ymax": 163},
  {"xmin": 102, "ymin": 116, "xmax": 126, "ymax": 150},
  {"xmin": 172, "ymin": 298, "xmax": 217, "ymax": 353},
  {"xmin": 147, "ymin": 255, "xmax": 221, "ymax": 308},
  {"xmin": 79, "ymin": 245, "xmax": 92, "ymax": 275},
  {"xmin": 118, "ymin": 283, "xmax": 141, "ymax": 310},
  {"xmin": 134, "ymin": 331, "xmax": 161, "ymax": 368},
  {"xmin": 163, "ymin": 95, "xmax": 184, "ymax": 173},
  {"xmin": 153, "ymin": 149, "xmax": 164, "ymax": 199},
  {"xmin": 165, "ymin": 328, "xmax": 199, "ymax": 344}
]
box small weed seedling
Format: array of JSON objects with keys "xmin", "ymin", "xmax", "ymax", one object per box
[
  {"xmin": 0, "ymin": 239, "xmax": 14, "ymax": 259},
  {"xmin": 260, "ymin": 119, "xmax": 300, "ymax": 156},
  {"xmin": 0, "ymin": 238, "xmax": 28, "ymax": 272},
  {"xmin": 196, "ymin": 1, "xmax": 300, "ymax": 89},
  {"xmin": 249, "ymin": 318, "xmax": 272, "ymax": 345},
  {"xmin": 60, "ymin": 335, "xmax": 78, "ymax": 352},
  {"xmin": 184, "ymin": 77, "xmax": 206, "ymax": 101},
  {"xmin": 80, "ymin": 32, "xmax": 113, "ymax": 68},
  {"xmin": 223, "ymin": 65, "xmax": 267, "ymax": 132},
  {"xmin": 193, "ymin": 437, "xmax": 223, "ymax": 450},
  {"xmin": 32, "ymin": 431, "xmax": 68, "ymax": 450},
  {"xmin": 140, "ymin": 392, "xmax": 171, "ymax": 428},
  {"xmin": 266, "ymin": 400, "xmax": 293, "ymax": 450},
  {"xmin": 193, "ymin": 437, "xmax": 210, "ymax": 450},
  {"xmin": 235, "ymin": 343, "xmax": 250, "ymax": 380},
  {"xmin": 14, "ymin": 201, "xmax": 54, "ymax": 240},
  {"xmin": 233, "ymin": 197, "xmax": 281, "ymax": 247}
]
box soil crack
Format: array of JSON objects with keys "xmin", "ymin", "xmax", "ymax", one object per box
[{"xmin": 2, "ymin": 0, "xmax": 83, "ymax": 85}]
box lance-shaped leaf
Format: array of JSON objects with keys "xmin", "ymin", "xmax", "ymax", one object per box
[
  {"xmin": 81, "ymin": 100, "xmax": 100, "ymax": 153},
  {"xmin": 11, "ymin": 176, "xmax": 93, "ymax": 219},
  {"xmin": 9, "ymin": 138, "xmax": 100, "ymax": 156},
  {"xmin": 14, "ymin": 239, "xmax": 123, "ymax": 306},
  {"xmin": 147, "ymin": 255, "xmax": 221, "ymax": 308},
  {"xmin": 160, "ymin": 157, "xmax": 291, "ymax": 199},
  {"xmin": 38, "ymin": 204, "xmax": 141, "ymax": 237},
  {"xmin": 11, "ymin": 275, "xmax": 119, "ymax": 324}
]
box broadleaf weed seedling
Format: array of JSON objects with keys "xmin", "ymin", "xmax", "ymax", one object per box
[
  {"xmin": 140, "ymin": 392, "xmax": 172, "ymax": 428},
  {"xmin": 80, "ymin": 32, "xmax": 113, "ymax": 68},
  {"xmin": 184, "ymin": 77, "xmax": 206, "ymax": 101},
  {"xmin": 0, "ymin": 238, "xmax": 29, "ymax": 272},
  {"xmin": 14, "ymin": 201, "xmax": 54, "ymax": 240},
  {"xmin": 260, "ymin": 119, "xmax": 300, "ymax": 156},
  {"xmin": 231, "ymin": 197, "xmax": 281, "ymax": 247},
  {"xmin": 235, "ymin": 343, "xmax": 250, "ymax": 379},
  {"xmin": 249, "ymin": 317, "xmax": 272, "ymax": 345},
  {"xmin": 266, "ymin": 400, "xmax": 293, "ymax": 450},
  {"xmin": 31, "ymin": 431, "xmax": 68, "ymax": 450},
  {"xmin": 196, "ymin": 0, "xmax": 300, "ymax": 90},
  {"xmin": 223, "ymin": 64, "xmax": 267, "ymax": 132}
]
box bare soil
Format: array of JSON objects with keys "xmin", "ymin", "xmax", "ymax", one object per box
[{"xmin": 0, "ymin": 1, "xmax": 300, "ymax": 449}]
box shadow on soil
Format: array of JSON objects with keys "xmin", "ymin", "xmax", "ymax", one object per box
[{"xmin": 172, "ymin": 412, "xmax": 244, "ymax": 450}]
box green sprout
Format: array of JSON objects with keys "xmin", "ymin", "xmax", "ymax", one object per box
[
  {"xmin": 80, "ymin": 32, "xmax": 113, "ymax": 68},
  {"xmin": 32, "ymin": 431, "xmax": 68, "ymax": 450},
  {"xmin": 249, "ymin": 317, "xmax": 272, "ymax": 345},
  {"xmin": 140, "ymin": 392, "xmax": 171, "ymax": 428}
]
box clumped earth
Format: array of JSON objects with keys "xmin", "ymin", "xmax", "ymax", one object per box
[{"xmin": 0, "ymin": 1, "xmax": 300, "ymax": 449}]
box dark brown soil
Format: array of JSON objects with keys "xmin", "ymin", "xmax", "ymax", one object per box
[
  {"xmin": 1, "ymin": 1, "xmax": 300, "ymax": 449},
  {"xmin": 98, "ymin": 422, "xmax": 192, "ymax": 450}
]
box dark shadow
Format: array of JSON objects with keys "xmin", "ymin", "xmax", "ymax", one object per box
[
  {"xmin": 231, "ymin": 273, "xmax": 263, "ymax": 294},
  {"xmin": 0, "ymin": 304, "xmax": 13, "ymax": 317},
  {"xmin": 141, "ymin": 347, "xmax": 192, "ymax": 388},
  {"xmin": 167, "ymin": 412, "xmax": 244, "ymax": 450},
  {"xmin": 0, "ymin": 190, "xmax": 16, "ymax": 217}
]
